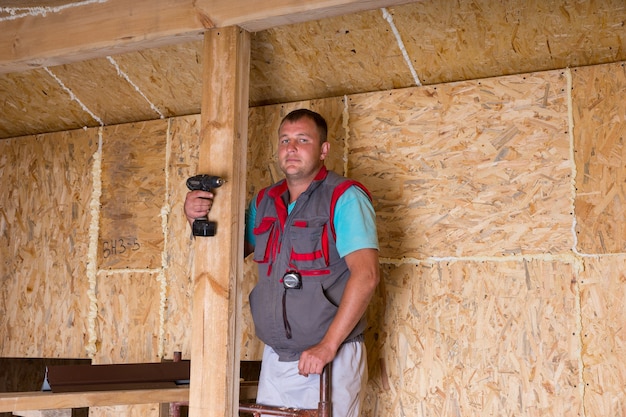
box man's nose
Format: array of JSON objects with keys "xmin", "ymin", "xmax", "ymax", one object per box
[{"xmin": 286, "ymin": 140, "xmax": 297, "ymax": 152}]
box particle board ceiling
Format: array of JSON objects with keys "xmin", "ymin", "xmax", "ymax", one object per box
[{"xmin": 1, "ymin": 0, "xmax": 626, "ymax": 140}]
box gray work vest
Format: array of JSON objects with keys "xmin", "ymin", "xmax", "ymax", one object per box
[{"xmin": 249, "ymin": 166, "xmax": 371, "ymax": 361}]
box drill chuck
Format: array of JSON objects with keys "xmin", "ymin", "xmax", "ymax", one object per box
[{"xmin": 186, "ymin": 175, "xmax": 225, "ymax": 191}]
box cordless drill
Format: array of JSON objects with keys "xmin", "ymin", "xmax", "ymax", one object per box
[{"xmin": 186, "ymin": 174, "xmax": 225, "ymax": 236}]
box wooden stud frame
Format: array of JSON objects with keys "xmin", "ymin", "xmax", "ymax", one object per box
[{"xmin": 187, "ymin": 26, "xmax": 250, "ymax": 417}]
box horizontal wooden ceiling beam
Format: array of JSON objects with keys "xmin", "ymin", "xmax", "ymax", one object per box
[{"xmin": 0, "ymin": 0, "xmax": 415, "ymax": 74}]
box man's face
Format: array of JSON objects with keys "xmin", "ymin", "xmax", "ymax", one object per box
[{"xmin": 277, "ymin": 117, "xmax": 329, "ymax": 182}]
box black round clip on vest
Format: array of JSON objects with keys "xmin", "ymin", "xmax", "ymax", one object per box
[{"xmin": 186, "ymin": 174, "xmax": 225, "ymax": 237}]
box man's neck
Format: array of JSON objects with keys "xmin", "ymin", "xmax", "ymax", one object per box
[{"xmin": 285, "ymin": 166, "xmax": 324, "ymax": 203}]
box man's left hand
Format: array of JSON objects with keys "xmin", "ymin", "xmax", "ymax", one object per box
[{"xmin": 298, "ymin": 343, "xmax": 336, "ymax": 377}]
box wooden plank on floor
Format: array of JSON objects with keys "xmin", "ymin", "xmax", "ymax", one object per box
[{"xmin": 0, "ymin": 388, "xmax": 189, "ymax": 413}]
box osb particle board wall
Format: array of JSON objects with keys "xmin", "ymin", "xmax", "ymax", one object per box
[
  {"xmin": 1, "ymin": 61, "xmax": 626, "ymax": 416},
  {"xmin": 0, "ymin": 118, "xmax": 202, "ymax": 363},
  {"xmin": 350, "ymin": 70, "xmax": 578, "ymax": 415},
  {"xmin": 0, "ymin": 130, "xmax": 97, "ymax": 358}
]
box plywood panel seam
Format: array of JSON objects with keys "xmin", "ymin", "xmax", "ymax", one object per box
[
  {"xmin": 566, "ymin": 68, "xmax": 583, "ymax": 263},
  {"xmin": 565, "ymin": 70, "xmax": 588, "ymax": 407},
  {"xmin": 380, "ymin": 252, "xmax": 585, "ymax": 267},
  {"xmin": 86, "ymin": 128, "xmax": 103, "ymax": 358},
  {"xmin": 97, "ymin": 268, "xmax": 164, "ymax": 275},
  {"xmin": 42, "ymin": 67, "xmax": 103, "ymax": 126},
  {"xmin": 567, "ymin": 76, "xmax": 587, "ymax": 410},
  {"xmin": 156, "ymin": 118, "xmax": 174, "ymax": 359},
  {"xmin": 106, "ymin": 56, "xmax": 165, "ymax": 120},
  {"xmin": 572, "ymin": 262, "xmax": 586, "ymax": 417},
  {"xmin": 380, "ymin": 7, "xmax": 421, "ymax": 87},
  {"xmin": 342, "ymin": 95, "xmax": 350, "ymax": 175},
  {"xmin": 0, "ymin": 1, "xmax": 103, "ymax": 21}
]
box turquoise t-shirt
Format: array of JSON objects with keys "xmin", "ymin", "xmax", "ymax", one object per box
[{"xmin": 245, "ymin": 185, "xmax": 378, "ymax": 258}]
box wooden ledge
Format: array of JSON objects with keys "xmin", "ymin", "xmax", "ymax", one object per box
[{"xmin": 0, "ymin": 386, "xmax": 189, "ymax": 413}]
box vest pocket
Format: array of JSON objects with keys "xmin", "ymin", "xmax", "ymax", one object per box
[
  {"xmin": 253, "ymin": 216, "xmax": 278, "ymax": 264},
  {"xmin": 288, "ymin": 216, "xmax": 329, "ymax": 271},
  {"xmin": 284, "ymin": 282, "xmax": 337, "ymax": 344}
]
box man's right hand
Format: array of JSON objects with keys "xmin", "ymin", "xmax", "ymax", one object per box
[{"xmin": 184, "ymin": 190, "xmax": 214, "ymax": 226}]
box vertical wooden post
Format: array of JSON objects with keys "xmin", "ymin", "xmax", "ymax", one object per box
[{"xmin": 188, "ymin": 26, "xmax": 250, "ymax": 417}]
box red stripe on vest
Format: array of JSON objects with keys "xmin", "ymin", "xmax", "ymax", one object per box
[
  {"xmin": 299, "ymin": 269, "xmax": 330, "ymax": 276},
  {"xmin": 322, "ymin": 223, "xmax": 329, "ymax": 266},
  {"xmin": 268, "ymin": 180, "xmax": 289, "ymax": 230},
  {"xmin": 290, "ymin": 248, "xmax": 324, "ymax": 261},
  {"xmin": 329, "ymin": 180, "xmax": 373, "ymax": 241}
]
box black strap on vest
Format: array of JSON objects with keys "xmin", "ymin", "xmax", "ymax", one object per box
[{"xmin": 282, "ymin": 289, "xmax": 293, "ymax": 339}]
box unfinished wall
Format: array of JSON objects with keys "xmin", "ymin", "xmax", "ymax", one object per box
[
  {"xmin": 0, "ymin": 117, "xmax": 201, "ymax": 362},
  {"xmin": 243, "ymin": 62, "xmax": 626, "ymax": 416},
  {"xmin": 346, "ymin": 69, "xmax": 580, "ymax": 416},
  {"xmin": 0, "ymin": 116, "xmax": 202, "ymax": 416},
  {"xmin": 0, "ymin": 130, "xmax": 97, "ymax": 358},
  {"xmin": 1, "ymin": 60, "xmax": 626, "ymax": 416}
]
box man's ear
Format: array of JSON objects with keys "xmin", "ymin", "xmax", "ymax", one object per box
[{"xmin": 320, "ymin": 141, "xmax": 330, "ymax": 160}]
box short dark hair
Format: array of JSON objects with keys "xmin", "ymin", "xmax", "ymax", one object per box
[{"xmin": 279, "ymin": 109, "xmax": 328, "ymax": 143}]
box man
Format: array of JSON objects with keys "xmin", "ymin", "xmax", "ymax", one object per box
[{"xmin": 184, "ymin": 109, "xmax": 379, "ymax": 416}]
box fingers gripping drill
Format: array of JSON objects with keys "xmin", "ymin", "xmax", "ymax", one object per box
[{"xmin": 186, "ymin": 174, "xmax": 225, "ymax": 236}]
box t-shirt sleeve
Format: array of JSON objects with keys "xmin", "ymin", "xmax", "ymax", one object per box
[
  {"xmin": 333, "ymin": 185, "xmax": 379, "ymax": 258},
  {"xmin": 245, "ymin": 198, "xmax": 257, "ymax": 247}
]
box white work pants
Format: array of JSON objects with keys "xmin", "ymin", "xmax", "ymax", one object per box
[{"xmin": 255, "ymin": 340, "xmax": 367, "ymax": 417}]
